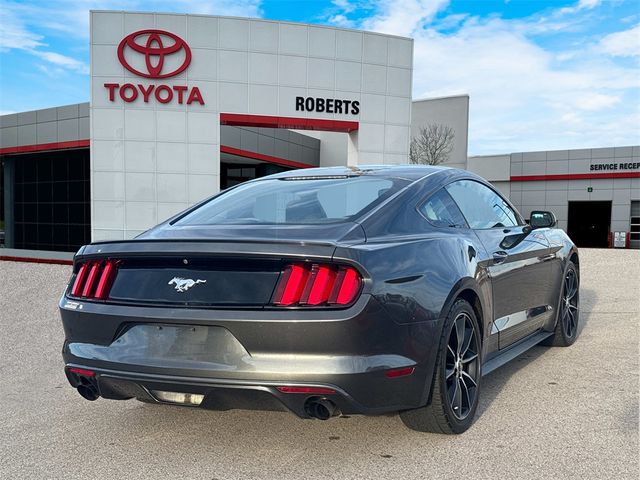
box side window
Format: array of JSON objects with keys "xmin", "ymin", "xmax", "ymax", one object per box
[
  {"xmin": 445, "ymin": 180, "xmax": 519, "ymax": 229},
  {"xmin": 420, "ymin": 188, "xmax": 468, "ymax": 228}
]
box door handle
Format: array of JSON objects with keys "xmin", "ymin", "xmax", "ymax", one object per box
[{"xmin": 492, "ymin": 251, "xmax": 508, "ymax": 264}]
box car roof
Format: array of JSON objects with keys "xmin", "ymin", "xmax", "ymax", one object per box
[{"xmin": 262, "ymin": 164, "xmax": 450, "ymax": 182}]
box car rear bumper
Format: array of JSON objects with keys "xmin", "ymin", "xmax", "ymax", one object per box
[
  {"xmin": 64, "ymin": 365, "xmax": 411, "ymax": 417},
  {"xmin": 60, "ymin": 295, "xmax": 443, "ymax": 416}
]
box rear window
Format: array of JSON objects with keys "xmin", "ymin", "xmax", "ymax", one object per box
[{"xmin": 175, "ymin": 176, "xmax": 406, "ymax": 225}]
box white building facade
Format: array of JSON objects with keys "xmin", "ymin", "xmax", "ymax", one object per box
[
  {"xmin": 90, "ymin": 11, "xmax": 414, "ymax": 241},
  {"xmin": 469, "ymin": 147, "xmax": 640, "ymax": 248}
]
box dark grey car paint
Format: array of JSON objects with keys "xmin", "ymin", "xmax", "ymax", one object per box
[{"xmin": 60, "ymin": 165, "xmax": 578, "ymax": 417}]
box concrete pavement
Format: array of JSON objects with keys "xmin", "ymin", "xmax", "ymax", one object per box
[{"xmin": 0, "ymin": 248, "xmax": 638, "ymax": 479}]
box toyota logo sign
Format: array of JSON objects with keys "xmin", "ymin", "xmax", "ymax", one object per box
[
  {"xmin": 106, "ymin": 29, "xmax": 204, "ymax": 105},
  {"xmin": 117, "ymin": 29, "xmax": 191, "ymax": 78}
]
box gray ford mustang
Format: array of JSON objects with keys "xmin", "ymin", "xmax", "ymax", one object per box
[{"xmin": 60, "ymin": 165, "xmax": 580, "ymax": 433}]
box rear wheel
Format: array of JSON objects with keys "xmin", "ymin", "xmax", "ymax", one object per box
[
  {"xmin": 542, "ymin": 261, "xmax": 580, "ymax": 347},
  {"xmin": 400, "ymin": 299, "xmax": 481, "ymax": 434}
]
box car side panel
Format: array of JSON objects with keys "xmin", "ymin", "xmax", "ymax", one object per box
[
  {"xmin": 335, "ymin": 233, "xmax": 489, "ymax": 324},
  {"xmin": 474, "ymin": 227, "xmax": 555, "ymax": 349},
  {"xmin": 334, "ymin": 229, "xmax": 492, "ymax": 404}
]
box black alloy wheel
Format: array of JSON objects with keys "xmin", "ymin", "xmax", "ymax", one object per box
[
  {"xmin": 543, "ymin": 261, "xmax": 580, "ymax": 347},
  {"xmin": 561, "ymin": 268, "xmax": 579, "ymax": 339},
  {"xmin": 400, "ymin": 298, "xmax": 482, "ymax": 434},
  {"xmin": 445, "ymin": 312, "xmax": 480, "ymax": 420}
]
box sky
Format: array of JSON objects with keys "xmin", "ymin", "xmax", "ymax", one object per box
[{"xmin": 0, "ymin": 0, "xmax": 638, "ymax": 155}]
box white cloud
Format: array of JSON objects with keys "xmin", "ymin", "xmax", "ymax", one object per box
[
  {"xmin": 329, "ymin": 14, "xmax": 355, "ymax": 28},
  {"xmin": 32, "ymin": 50, "xmax": 89, "ymax": 74},
  {"xmin": 0, "ymin": 4, "xmax": 44, "ymax": 51},
  {"xmin": 327, "ymin": 0, "xmax": 639, "ymax": 153},
  {"xmin": 559, "ymin": 0, "xmax": 602, "ymax": 15},
  {"xmin": 332, "ymin": 0, "xmax": 356, "ymax": 13},
  {"xmin": 0, "ymin": 0, "xmax": 90, "ymax": 74},
  {"xmin": 577, "ymin": 0, "xmax": 601, "ymax": 9},
  {"xmin": 360, "ymin": 0, "xmax": 450, "ymax": 37},
  {"xmin": 576, "ymin": 93, "xmax": 621, "ymax": 111},
  {"xmin": 170, "ymin": 0, "xmax": 262, "ymax": 17},
  {"xmin": 412, "ymin": 18, "xmax": 638, "ymax": 152},
  {"xmin": 432, "ymin": 13, "xmax": 469, "ymax": 31},
  {"xmin": 36, "ymin": 64, "xmax": 68, "ymax": 78},
  {"xmin": 597, "ymin": 24, "xmax": 640, "ymax": 57},
  {"xmin": 560, "ymin": 112, "xmax": 582, "ymax": 125}
]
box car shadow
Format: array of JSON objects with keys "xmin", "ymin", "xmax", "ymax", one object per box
[{"xmin": 475, "ymin": 286, "xmax": 595, "ymax": 418}]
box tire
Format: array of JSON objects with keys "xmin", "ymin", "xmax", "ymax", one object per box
[
  {"xmin": 400, "ymin": 298, "xmax": 482, "ymax": 434},
  {"xmin": 542, "ymin": 261, "xmax": 580, "ymax": 347}
]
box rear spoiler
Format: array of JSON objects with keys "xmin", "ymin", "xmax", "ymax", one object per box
[{"xmin": 77, "ymin": 240, "xmax": 338, "ymax": 263}]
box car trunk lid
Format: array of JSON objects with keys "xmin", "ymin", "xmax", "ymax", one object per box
[{"xmin": 70, "ymin": 223, "xmax": 365, "ymax": 308}]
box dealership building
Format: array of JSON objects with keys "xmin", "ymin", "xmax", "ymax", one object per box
[{"xmin": 0, "ymin": 11, "xmax": 638, "ymax": 256}]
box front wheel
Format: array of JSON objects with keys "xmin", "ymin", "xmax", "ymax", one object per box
[
  {"xmin": 400, "ymin": 298, "xmax": 481, "ymax": 434},
  {"xmin": 542, "ymin": 261, "xmax": 580, "ymax": 347}
]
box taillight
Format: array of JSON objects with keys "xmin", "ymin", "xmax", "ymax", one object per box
[
  {"xmin": 273, "ymin": 264, "xmax": 310, "ymax": 306},
  {"xmin": 69, "ymin": 260, "xmax": 119, "ymax": 300},
  {"xmin": 70, "ymin": 263, "xmax": 90, "ymax": 296},
  {"xmin": 94, "ymin": 260, "xmax": 116, "ymax": 299},
  {"xmin": 272, "ymin": 263, "xmax": 362, "ymax": 307}
]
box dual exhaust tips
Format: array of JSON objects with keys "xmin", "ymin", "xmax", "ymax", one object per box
[
  {"xmin": 75, "ymin": 387, "xmax": 340, "ymax": 420},
  {"xmin": 71, "ymin": 369, "xmax": 340, "ymax": 420}
]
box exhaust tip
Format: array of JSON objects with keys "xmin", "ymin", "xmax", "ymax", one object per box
[
  {"xmin": 77, "ymin": 385, "xmax": 99, "ymax": 401},
  {"xmin": 304, "ymin": 398, "xmax": 339, "ymax": 420}
]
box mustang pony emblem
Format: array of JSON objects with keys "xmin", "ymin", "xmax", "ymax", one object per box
[{"xmin": 168, "ymin": 277, "xmax": 206, "ymax": 292}]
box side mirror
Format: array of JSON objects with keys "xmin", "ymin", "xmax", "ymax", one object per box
[{"xmin": 530, "ymin": 210, "xmax": 556, "ymax": 229}]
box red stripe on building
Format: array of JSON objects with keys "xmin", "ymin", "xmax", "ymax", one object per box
[
  {"xmin": 220, "ymin": 113, "xmax": 359, "ymax": 133},
  {"xmin": 0, "ymin": 139, "xmax": 90, "ymax": 155},
  {"xmin": 0, "ymin": 256, "xmax": 73, "ymax": 266},
  {"xmin": 220, "ymin": 145, "xmax": 312, "ymax": 169},
  {"xmin": 511, "ymin": 172, "xmax": 640, "ymax": 182}
]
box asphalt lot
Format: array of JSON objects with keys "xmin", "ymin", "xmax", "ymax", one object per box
[{"xmin": 0, "ymin": 248, "xmax": 638, "ymax": 479}]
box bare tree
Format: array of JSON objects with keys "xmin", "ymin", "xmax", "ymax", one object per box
[{"xmin": 409, "ymin": 124, "xmax": 455, "ymax": 165}]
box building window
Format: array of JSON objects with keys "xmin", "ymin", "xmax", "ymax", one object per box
[{"xmin": 12, "ymin": 149, "xmax": 90, "ymax": 252}]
